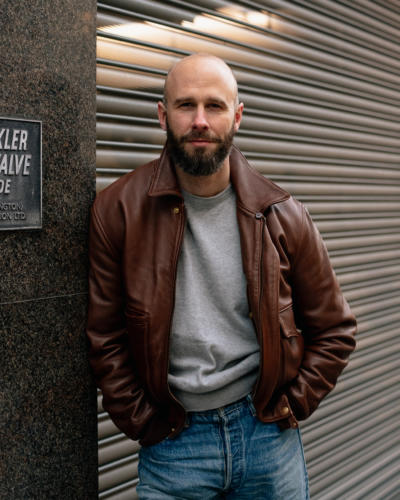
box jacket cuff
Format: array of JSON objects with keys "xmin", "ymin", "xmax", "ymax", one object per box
[{"xmin": 138, "ymin": 411, "xmax": 173, "ymax": 446}]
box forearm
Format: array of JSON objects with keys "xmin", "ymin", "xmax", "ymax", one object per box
[
  {"xmin": 87, "ymin": 205, "xmax": 161, "ymax": 441},
  {"xmin": 287, "ymin": 205, "xmax": 357, "ymax": 419}
]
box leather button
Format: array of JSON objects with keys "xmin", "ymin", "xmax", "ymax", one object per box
[
  {"xmin": 173, "ymin": 207, "xmax": 180, "ymax": 214},
  {"xmin": 249, "ymin": 311, "xmax": 253, "ymax": 319},
  {"xmin": 281, "ymin": 406, "xmax": 290, "ymax": 416}
]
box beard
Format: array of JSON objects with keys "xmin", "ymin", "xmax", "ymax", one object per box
[{"xmin": 166, "ymin": 120, "xmax": 235, "ymax": 177}]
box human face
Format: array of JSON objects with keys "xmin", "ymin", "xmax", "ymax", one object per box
[{"xmin": 158, "ymin": 56, "xmax": 243, "ymax": 176}]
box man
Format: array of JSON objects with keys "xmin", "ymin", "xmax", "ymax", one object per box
[{"xmin": 87, "ymin": 54, "xmax": 356, "ymax": 499}]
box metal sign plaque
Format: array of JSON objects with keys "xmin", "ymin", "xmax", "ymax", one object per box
[{"xmin": 0, "ymin": 118, "xmax": 42, "ymax": 230}]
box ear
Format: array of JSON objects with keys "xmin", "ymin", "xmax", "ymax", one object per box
[
  {"xmin": 233, "ymin": 102, "xmax": 244, "ymax": 133},
  {"xmin": 158, "ymin": 101, "xmax": 167, "ymax": 131}
]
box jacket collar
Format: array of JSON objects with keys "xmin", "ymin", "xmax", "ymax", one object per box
[
  {"xmin": 228, "ymin": 146, "xmax": 290, "ymax": 214},
  {"xmin": 148, "ymin": 146, "xmax": 182, "ymax": 198},
  {"xmin": 148, "ymin": 145, "xmax": 290, "ymax": 213}
]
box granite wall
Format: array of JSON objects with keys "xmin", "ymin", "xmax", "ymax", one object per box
[{"xmin": 0, "ymin": 1, "xmax": 98, "ymax": 498}]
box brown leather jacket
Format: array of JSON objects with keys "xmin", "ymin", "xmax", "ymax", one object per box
[{"xmin": 87, "ymin": 146, "xmax": 356, "ymax": 446}]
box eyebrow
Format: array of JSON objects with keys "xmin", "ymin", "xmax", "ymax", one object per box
[{"xmin": 173, "ymin": 97, "xmax": 228, "ymax": 107}]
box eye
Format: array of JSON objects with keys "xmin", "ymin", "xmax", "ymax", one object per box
[
  {"xmin": 179, "ymin": 102, "xmax": 194, "ymax": 108},
  {"xmin": 207, "ymin": 102, "xmax": 224, "ymax": 110}
]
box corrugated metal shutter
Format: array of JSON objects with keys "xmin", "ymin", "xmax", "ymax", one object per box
[{"xmin": 96, "ymin": 1, "xmax": 400, "ymax": 498}]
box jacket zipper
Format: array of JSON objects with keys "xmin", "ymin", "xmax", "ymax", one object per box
[{"xmin": 252, "ymin": 211, "xmax": 265, "ymax": 400}]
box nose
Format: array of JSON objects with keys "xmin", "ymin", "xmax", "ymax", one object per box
[{"xmin": 192, "ymin": 106, "xmax": 209, "ymax": 130}]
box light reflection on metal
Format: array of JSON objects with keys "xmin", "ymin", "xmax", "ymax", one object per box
[
  {"xmin": 98, "ymin": 21, "xmax": 159, "ymax": 40},
  {"xmin": 218, "ymin": 6, "xmax": 270, "ymax": 28}
]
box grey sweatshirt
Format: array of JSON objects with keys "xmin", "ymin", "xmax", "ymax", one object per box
[{"xmin": 168, "ymin": 184, "xmax": 260, "ymax": 411}]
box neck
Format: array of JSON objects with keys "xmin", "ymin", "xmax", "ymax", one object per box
[{"xmin": 175, "ymin": 159, "xmax": 230, "ymax": 197}]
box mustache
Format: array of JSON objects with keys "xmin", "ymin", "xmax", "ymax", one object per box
[{"xmin": 181, "ymin": 132, "xmax": 221, "ymax": 143}]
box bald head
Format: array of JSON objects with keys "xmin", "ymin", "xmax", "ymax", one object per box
[{"xmin": 163, "ymin": 54, "xmax": 239, "ymax": 107}]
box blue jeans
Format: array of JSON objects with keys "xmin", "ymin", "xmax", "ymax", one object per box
[{"xmin": 137, "ymin": 395, "xmax": 309, "ymax": 499}]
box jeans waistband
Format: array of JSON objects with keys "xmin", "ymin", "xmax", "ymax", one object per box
[{"xmin": 186, "ymin": 394, "xmax": 256, "ymax": 424}]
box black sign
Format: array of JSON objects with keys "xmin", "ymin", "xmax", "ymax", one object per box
[{"xmin": 0, "ymin": 118, "xmax": 42, "ymax": 230}]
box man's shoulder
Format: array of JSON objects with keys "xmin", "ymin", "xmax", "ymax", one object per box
[
  {"xmin": 93, "ymin": 157, "xmax": 159, "ymax": 214},
  {"xmin": 266, "ymin": 198, "xmax": 304, "ymax": 248},
  {"xmin": 267, "ymin": 194, "xmax": 321, "ymax": 260},
  {"xmin": 269, "ymin": 194, "xmax": 304, "ymax": 219}
]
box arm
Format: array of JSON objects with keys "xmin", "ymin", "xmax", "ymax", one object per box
[
  {"xmin": 286, "ymin": 204, "xmax": 357, "ymax": 420},
  {"xmin": 87, "ymin": 203, "xmax": 170, "ymax": 444}
]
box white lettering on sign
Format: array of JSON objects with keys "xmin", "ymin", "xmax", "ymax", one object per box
[
  {"xmin": 23, "ymin": 154, "xmax": 31, "ymax": 175},
  {"xmin": 0, "ymin": 202, "xmax": 23, "ymax": 211},
  {"xmin": 19, "ymin": 130, "xmax": 28, "ymax": 150},
  {"xmin": 0, "ymin": 153, "xmax": 31, "ymax": 175},
  {"xmin": 0, "ymin": 179, "xmax": 11, "ymax": 194},
  {"xmin": 0, "ymin": 128, "xmax": 28, "ymax": 150},
  {"xmin": 0, "ymin": 120, "xmax": 41, "ymax": 228}
]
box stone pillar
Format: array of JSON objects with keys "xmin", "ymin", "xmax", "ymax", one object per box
[{"xmin": 0, "ymin": 2, "xmax": 98, "ymax": 498}]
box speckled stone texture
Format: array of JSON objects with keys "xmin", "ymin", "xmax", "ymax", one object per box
[{"xmin": 0, "ymin": 2, "xmax": 97, "ymax": 499}]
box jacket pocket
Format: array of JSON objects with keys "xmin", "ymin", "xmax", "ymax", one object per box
[
  {"xmin": 279, "ymin": 305, "xmax": 304, "ymax": 386},
  {"xmin": 125, "ymin": 307, "xmax": 149, "ymax": 383}
]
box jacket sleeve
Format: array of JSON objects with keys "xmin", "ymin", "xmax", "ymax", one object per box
[
  {"xmin": 86, "ymin": 202, "xmax": 171, "ymax": 444},
  {"xmin": 286, "ymin": 204, "xmax": 357, "ymax": 421}
]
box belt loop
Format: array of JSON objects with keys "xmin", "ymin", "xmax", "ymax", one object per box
[
  {"xmin": 246, "ymin": 394, "xmax": 257, "ymax": 417},
  {"xmin": 184, "ymin": 412, "xmax": 191, "ymax": 428}
]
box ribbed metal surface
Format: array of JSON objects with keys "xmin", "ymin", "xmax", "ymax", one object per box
[{"xmin": 96, "ymin": 1, "xmax": 400, "ymax": 498}]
